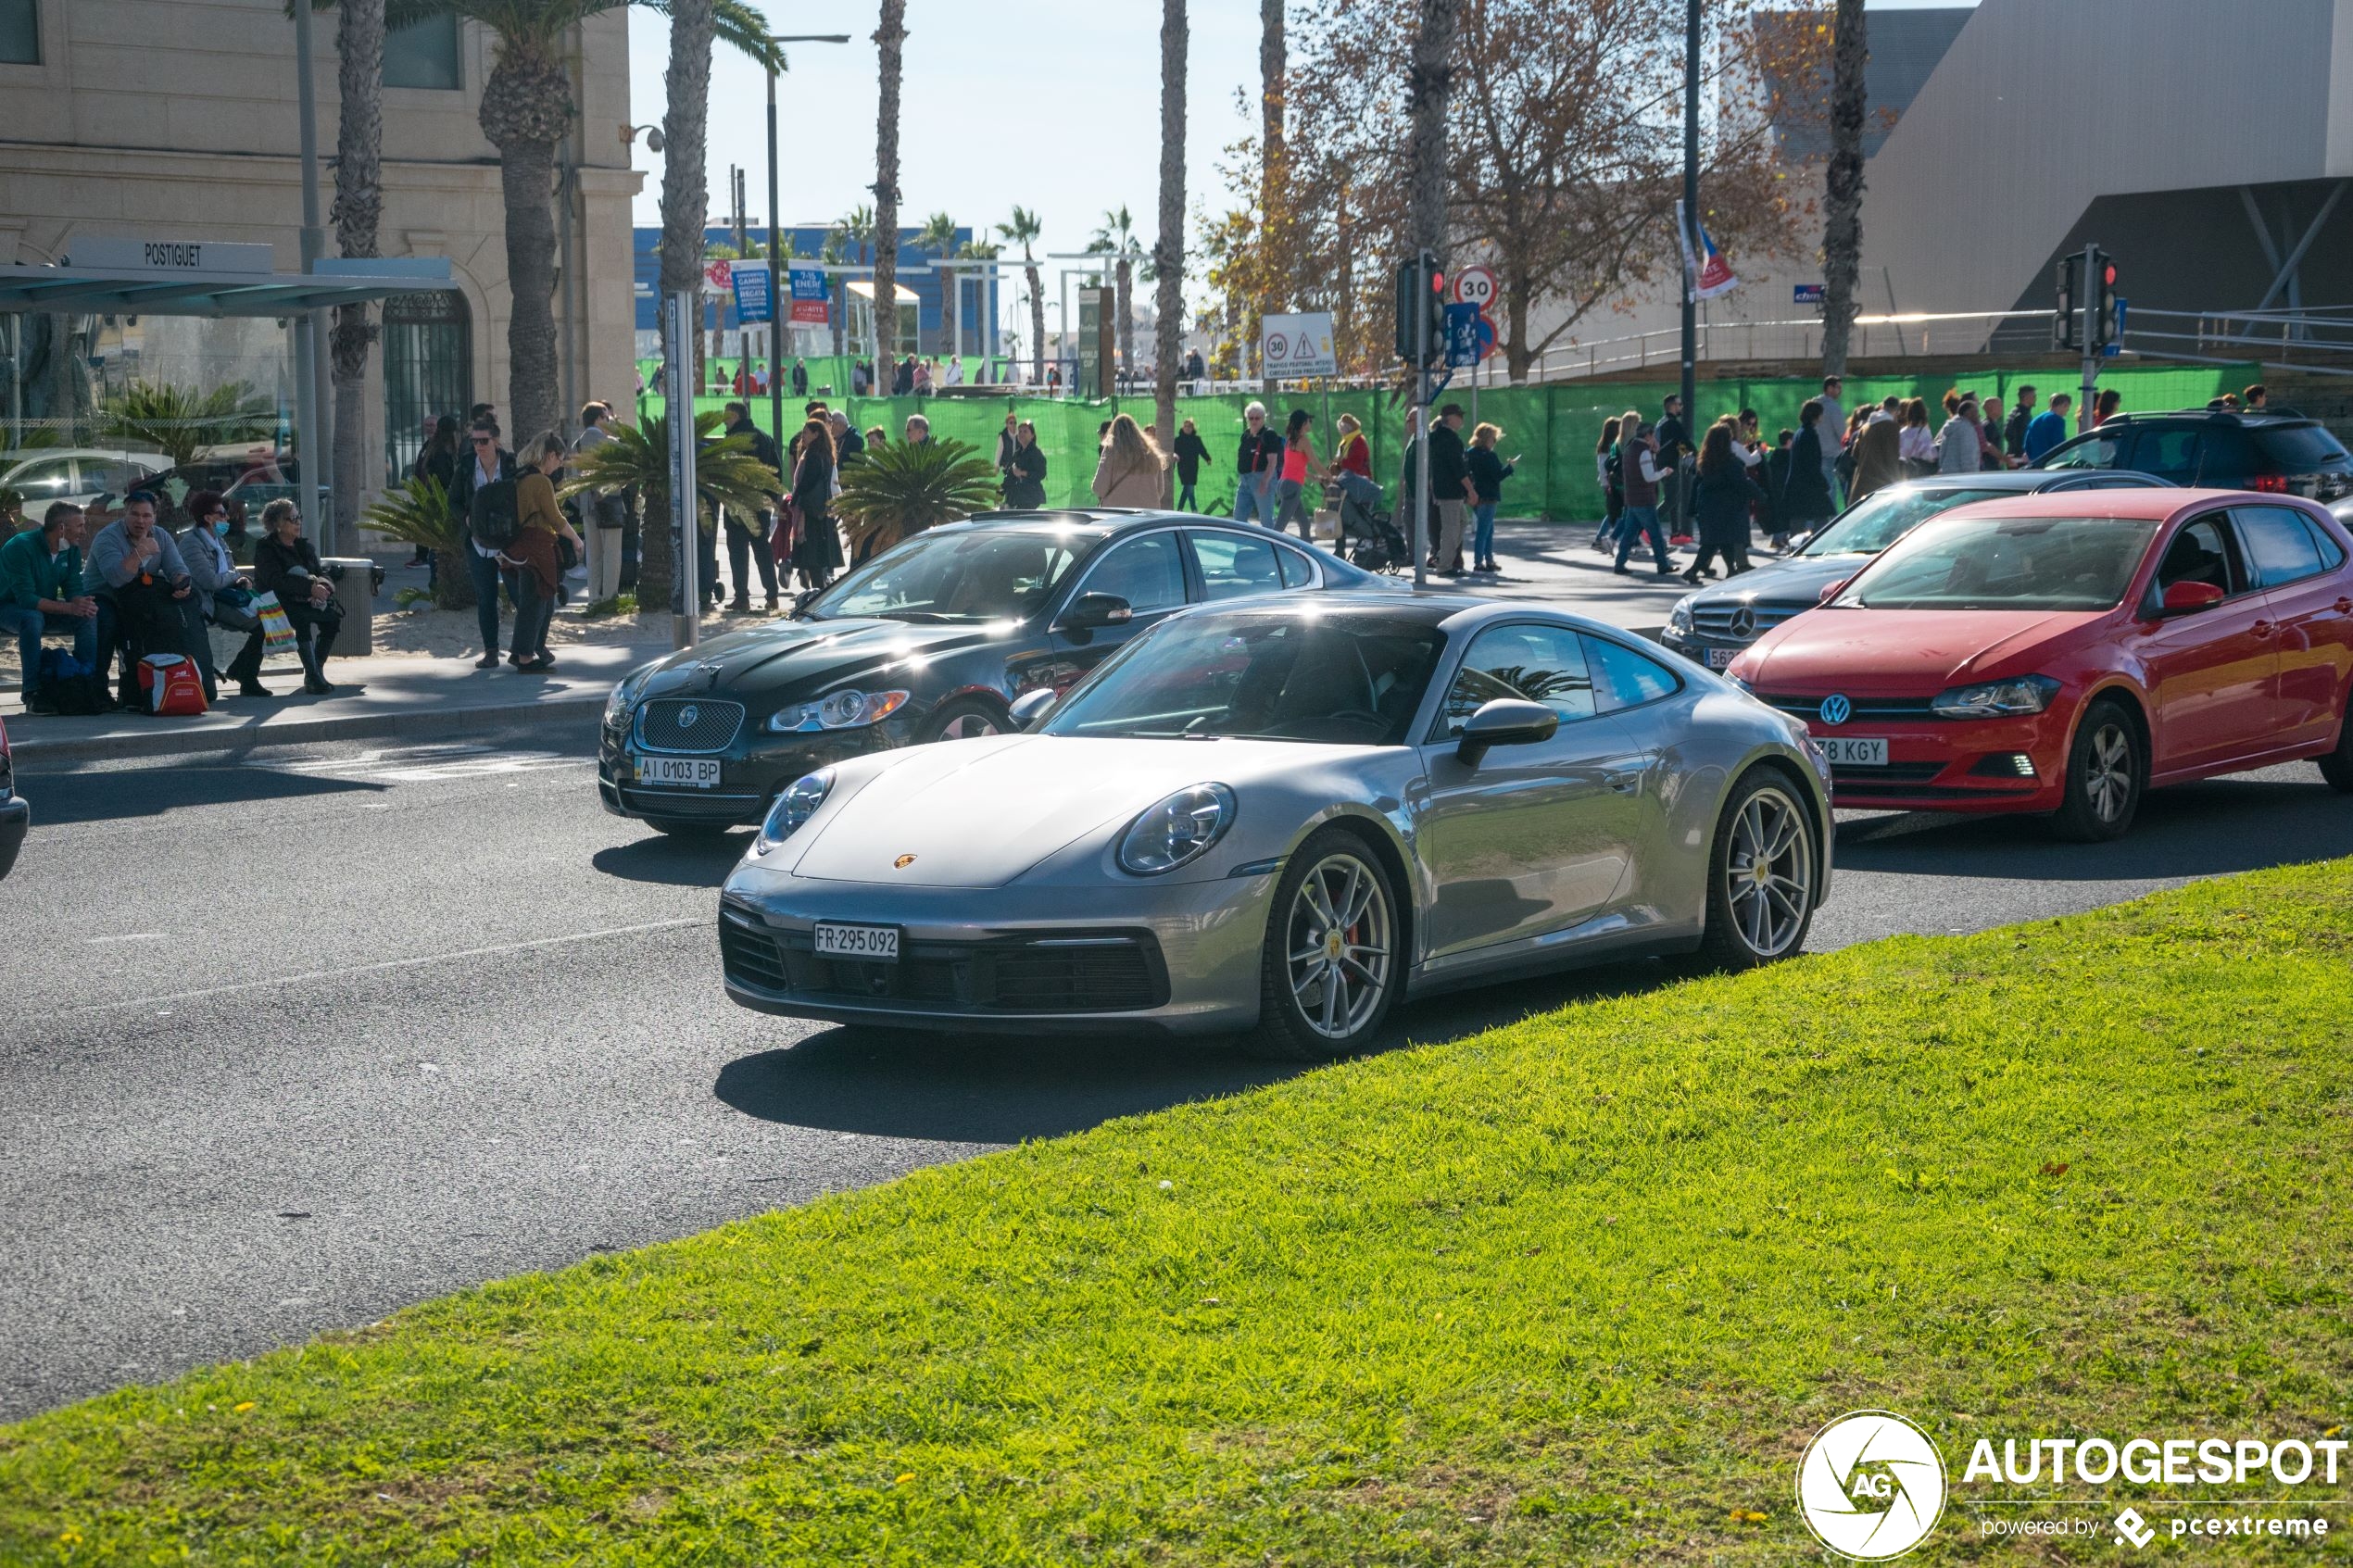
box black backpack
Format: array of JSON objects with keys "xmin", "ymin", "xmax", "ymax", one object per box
[
  {"xmin": 37, "ymin": 647, "xmax": 105, "ymax": 715},
  {"xmin": 469, "ymin": 477, "xmax": 521, "ymax": 550}
]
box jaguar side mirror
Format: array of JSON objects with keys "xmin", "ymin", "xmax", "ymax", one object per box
[
  {"xmin": 1056, "ymin": 592, "xmax": 1133, "ymax": 632},
  {"xmin": 1010, "ymin": 687, "xmax": 1057, "ymax": 730},
  {"xmin": 2157, "ymin": 580, "xmax": 2224, "ymax": 617},
  {"xmin": 1454, "ymin": 698, "xmax": 1559, "ymax": 767}
]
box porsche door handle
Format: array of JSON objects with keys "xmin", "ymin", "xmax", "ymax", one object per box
[
  {"xmin": 2252, "ymin": 620, "xmax": 2278, "ymax": 637},
  {"xmin": 2334, "ymin": 597, "xmax": 2352, "ymax": 615}
]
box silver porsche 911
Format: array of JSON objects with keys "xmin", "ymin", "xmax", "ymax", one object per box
[{"xmin": 718, "ymin": 596, "xmax": 1833, "ymax": 1059}]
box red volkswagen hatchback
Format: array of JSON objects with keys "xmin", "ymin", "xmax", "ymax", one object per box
[{"xmin": 1727, "ymin": 490, "xmax": 2353, "ymax": 839}]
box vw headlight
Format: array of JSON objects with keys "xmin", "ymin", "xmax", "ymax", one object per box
[
  {"xmin": 765, "ymin": 688, "xmax": 912, "ymax": 733},
  {"xmin": 1930, "ymin": 674, "xmax": 2060, "ymax": 719},
  {"xmin": 1116, "ymin": 783, "xmax": 1236, "ymax": 876},
  {"xmin": 757, "ymin": 769, "xmax": 833, "ymax": 851},
  {"xmin": 1666, "ymin": 595, "xmax": 1694, "ymax": 636}
]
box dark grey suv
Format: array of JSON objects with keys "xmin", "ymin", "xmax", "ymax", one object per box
[
  {"xmin": 2035, "ymin": 409, "xmax": 2352, "ymax": 500},
  {"xmin": 1658, "ymin": 469, "xmax": 2170, "ymax": 671}
]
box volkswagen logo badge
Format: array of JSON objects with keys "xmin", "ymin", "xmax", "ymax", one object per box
[
  {"xmin": 1729, "ymin": 604, "xmax": 1756, "ymax": 639},
  {"xmin": 1819, "ymin": 693, "xmax": 1853, "ymax": 727},
  {"xmin": 677, "ymin": 704, "xmax": 700, "ymax": 729}
]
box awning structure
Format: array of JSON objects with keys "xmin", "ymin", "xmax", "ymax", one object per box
[{"xmin": 0, "ymin": 256, "xmax": 454, "ymax": 318}]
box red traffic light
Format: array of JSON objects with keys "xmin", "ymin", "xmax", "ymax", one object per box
[
  {"xmin": 1431, "ymin": 270, "xmax": 1447, "ymax": 294},
  {"xmin": 2102, "ymin": 262, "xmax": 2118, "ymax": 287}
]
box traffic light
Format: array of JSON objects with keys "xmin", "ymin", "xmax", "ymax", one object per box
[
  {"xmin": 1393, "ymin": 249, "xmax": 1446, "ymax": 367},
  {"xmin": 2091, "ymin": 252, "xmax": 2121, "ymax": 347},
  {"xmin": 2053, "ymin": 253, "xmax": 2082, "ymax": 351}
]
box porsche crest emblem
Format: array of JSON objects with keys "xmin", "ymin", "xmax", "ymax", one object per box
[{"xmin": 894, "ymin": 853, "xmax": 917, "ymax": 869}]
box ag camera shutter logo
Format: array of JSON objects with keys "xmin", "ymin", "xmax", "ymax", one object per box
[{"xmin": 1797, "ymin": 1410, "xmax": 1947, "ymax": 1560}]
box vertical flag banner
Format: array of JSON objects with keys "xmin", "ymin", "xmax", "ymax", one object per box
[
  {"xmin": 787, "ymin": 267, "xmax": 830, "ymax": 326},
  {"xmin": 1675, "ymin": 200, "xmax": 1740, "ymax": 302}
]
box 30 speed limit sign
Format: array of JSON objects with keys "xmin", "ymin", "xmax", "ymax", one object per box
[{"xmin": 1451, "ymin": 265, "xmax": 1498, "ymax": 309}]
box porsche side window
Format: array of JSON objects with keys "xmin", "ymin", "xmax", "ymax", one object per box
[
  {"xmin": 1085, "ymin": 533, "xmax": 1188, "ymax": 613},
  {"xmin": 1583, "ymin": 635, "xmax": 1684, "ymax": 713},
  {"xmin": 2154, "ymin": 516, "xmax": 2244, "ymax": 596},
  {"xmin": 1435, "ymin": 623, "xmax": 1595, "ymax": 738},
  {"xmin": 1190, "ymin": 531, "xmax": 1284, "ymax": 602}
]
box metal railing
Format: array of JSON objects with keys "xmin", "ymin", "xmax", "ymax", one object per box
[
  {"xmin": 1517, "ymin": 308, "xmax": 2065, "ymax": 383},
  {"xmin": 2117, "ymin": 306, "xmax": 2353, "ymax": 376}
]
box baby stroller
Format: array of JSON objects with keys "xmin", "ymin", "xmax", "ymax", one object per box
[{"xmin": 1334, "ymin": 481, "xmax": 1410, "ymax": 573}]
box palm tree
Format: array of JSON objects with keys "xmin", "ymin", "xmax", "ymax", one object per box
[
  {"xmin": 1819, "ymin": 0, "xmax": 1869, "ymax": 377},
  {"xmin": 326, "ymin": 0, "xmax": 384, "ymax": 541},
  {"xmin": 1089, "ymin": 206, "xmax": 1143, "ymax": 377},
  {"xmin": 376, "ymin": 1, "xmax": 783, "ymax": 451},
  {"xmin": 563, "ymin": 409, "xmax": 777, "ymax": 615},
  {"xmin": 1153, "ymin": 0, "xmax": 1188, "ymax": 504},
  {"xmin": 916, "ymin": 211, "xmax": 960, "ymax": 358},
  {"xmin": 832, "ymin": 437, "xmax": 1000, "ymax": 558},
  {"xmin": 101, "ymin": 381, "xmax": 276, "ymax": 469},
  {"xmin": 871, "ymin": 0, "xmax": 908, "ymax": 362},
  {"xmin": 998, "ymin": 206, "xmax": 1046, "ymax": 385},
  {"xmin": 361, "ymin": 475, "xmax": 472, "ymax": 608}
]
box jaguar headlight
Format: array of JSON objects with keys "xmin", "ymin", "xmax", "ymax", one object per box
[
  {"xmin": 765, "ymin": 688, "xmax": 912, "ymax": 733},
  {"xmin": 603, "ymin": 674, "xmax": 640, "ymax": 730},
  {"xmin": 1116, "ymin": 784, "xmax": 1236, "ymax": 876},
  {"xmin": 757, "ymin": 769, "xmax": 833, "ymax": 851},
  {"xmin": 1930, "ymin": 674, "xmax": 2059, "ymax": 719}
]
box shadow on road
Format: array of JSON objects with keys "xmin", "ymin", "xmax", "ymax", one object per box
[
  {"xmin": 11, "ymin": 760, "xmax": 385, "ymax": 825},
  {"xmin": 592, "ymin": 832, "xmax": 748, "ymax": 886},
  {"xmin": 1837, "ymin": 766, "xmax": 2353, "ymax": 883},
  {"xmin": 714, "ymin": 956, "xmax": 1681, "ymax": 1144}
]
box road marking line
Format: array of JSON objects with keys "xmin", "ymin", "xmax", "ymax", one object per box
[{"xmin": 69, "ymin": 918, "xmax": 706, "ymax": 1014}]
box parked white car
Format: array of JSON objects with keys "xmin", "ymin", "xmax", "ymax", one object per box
[{"xmin": 0, "ymin": 448, "xmax": 170, "ymax": 510}]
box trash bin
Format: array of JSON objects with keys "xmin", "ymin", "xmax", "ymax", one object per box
[{"xmin": 322, "ymin": 556, "xmax": 379, "ymax": 658}]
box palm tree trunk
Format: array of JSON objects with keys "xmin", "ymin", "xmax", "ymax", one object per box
[
  {"xmin": 1153, "ymin": 0, "xmax": 1188, "ymax": 506},
  {"xmin": 329, "ymin": 0, "xmax": 384, "ymax": 542},
  {"xmin": 1026, "ymin": 261, "xmax": 1046, "ymax": 384},
  {"xmin": 1405, "ymin": 0, "xmax": 1461, "ymax": 263},
  {"xmin": 1258, "ymin": 0, "xmax": 1285, "ymax": 395},
  {"xmin": 1819, "ymin": 0, "xmax": 1869, "ymax": 377},
  {"xmin": 655, "ymin": 0, "xmax": 717, "ymax": 628},
  {"xmin": 478, "ymin": 41, "xmax": 573, "ymax": 451},
  {"xmin": 872, "ymin": 0, "xmax": 907, "ymax": 358},
  {"xmin": 1115, "ymin": 257, "xmax": 1135, "ymax": 379}
]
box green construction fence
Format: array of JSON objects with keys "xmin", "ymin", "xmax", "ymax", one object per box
[{"xmin": 631, "ymin": 360, "xmax": 2259, "ymax": 523}]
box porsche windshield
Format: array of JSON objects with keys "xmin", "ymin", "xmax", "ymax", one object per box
[
  {"xmin": 1045, "ymin": 613, "xmax": 1447, "ymax": 746},
  {"xmin": 802, "ymin": 530, "xmax": 1083, "ymax": 623},
  {"xmin": 1799, "ymin": 484, "xmax": 2014, "ymax": 557},
  {"xmin": 1835, "ymin": 515, "xmax": 2154, "ymax": 611}
]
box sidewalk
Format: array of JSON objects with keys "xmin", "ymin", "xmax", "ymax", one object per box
[{"xmin": 6, "ymin": 642, "xmax": 661, "ymax": 766}]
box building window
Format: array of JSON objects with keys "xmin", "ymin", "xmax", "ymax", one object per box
[
  {"xmin": 0, "ymin": 0, "xmax": 39, "ymax": 65},
  {"xmin": 383, "ymin": 291, "xmax": 473, "ymax": 486},
  {"xmin": 384, "ymin": 15, "xmax": 460, "ymax": 90}
]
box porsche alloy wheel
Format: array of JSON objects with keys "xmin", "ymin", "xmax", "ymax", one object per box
[
  {"xmin": 1250, "ymin": 831, "xmax": 1400, "ymax": 1060},
  {"xmin": 1689, "ymin": 771, "xmax": 1818, "ymax": 972}
]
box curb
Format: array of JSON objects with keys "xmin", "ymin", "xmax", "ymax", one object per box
[{"xmin": 9, "ymin": 695, "xmax": 609, "ymax": 768}]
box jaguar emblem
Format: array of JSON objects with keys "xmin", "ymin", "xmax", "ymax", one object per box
[
  {"xmin": 1819, "ymin": 693, "xmax": 1853, "ymax": 726},
  {"xmin": 677, "ymin": 704, "xmax": 700, "ymax": 729},
  {"xmin": 894, "ymin": 853, "xmax": 917, "ymax": 869}
]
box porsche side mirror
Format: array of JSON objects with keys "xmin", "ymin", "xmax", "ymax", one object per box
[
  {"xmin": 1057, "ymin": 592, "xmax": 1133, "ymax": 632},
  {"xmin": 1454, "ymin": 698, "xmax": 1559, "ymax": 767},
  {"xmin": 1817, "ymin": 577, "xmax": 1850, "ymax": 603},
  {"xmin": 2157, "ymin": 579, "xmax": 2225, "ymax": 617},
  {"xmin": 1009, "ymin": 687, "xmax": 1057, "ymax": 730}
]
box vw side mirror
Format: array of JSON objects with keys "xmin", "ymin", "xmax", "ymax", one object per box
[
  {"xmin": 1454, "ymin": 697, "xmax": 1559, "ymax": 767},
  {"xmin": 1057, "ymin": 592, "xmax": 1133, "ymax": 631},
  {"xmin": 1817, "ymin": 577, "xmax": 1850, "ymax": 603},
  {"xmin": 1009, "ymin": 687, "xmax": 1057, "ymax": 730},
  {"xmin": 2158, "ymin": 580, "xmax": 2224, "ymax": 616}
]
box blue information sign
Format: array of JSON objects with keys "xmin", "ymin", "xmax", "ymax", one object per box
[
  {"xmin": 729, "ymin": 261, "xmax": 774, "ymax": 324},
  {"xmin": 1444, "ymin": 302, "xmax": 1483, "ymax": 369},
  {"xmin": 1793, "ymin": 282, "xmax": 1824, "ymax": 304}
]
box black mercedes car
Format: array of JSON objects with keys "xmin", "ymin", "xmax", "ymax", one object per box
[{"xmin": 598, "ymin": 509, "xmax": 1395, "ymax": 834}]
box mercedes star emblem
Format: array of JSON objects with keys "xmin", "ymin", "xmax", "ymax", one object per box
[
  {"xmin": 1819, "ymin": 693, "xmax": 1853, "ymax": 727},
  {"xmin": 1729, "ymin": 604, "xmax": 1756, "ymax": 639}
]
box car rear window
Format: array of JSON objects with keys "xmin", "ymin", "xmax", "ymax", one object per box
[{"xmin": 2252, "ymin": 423, "xmax": 2351, "ymax": 472}]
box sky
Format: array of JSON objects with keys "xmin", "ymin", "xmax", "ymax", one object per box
[{"xmin": 624, "ymin": 0, "xmax": 1975, "ymax": 338}]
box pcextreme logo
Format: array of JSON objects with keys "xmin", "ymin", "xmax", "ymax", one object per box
[{"xmin": 1797, "ymin": 1410, "xmax": 1948, "ymax": 1561}]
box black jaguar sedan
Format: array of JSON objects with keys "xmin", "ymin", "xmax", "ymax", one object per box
[{"xmin": 598, "ymin": 508, "xmax": 1392, "ymax": 834}]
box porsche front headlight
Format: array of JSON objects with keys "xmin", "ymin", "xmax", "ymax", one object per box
[
  {"xmin": 1116, "ymin": 784, "xmax": 1236, "ymax": 876},
  {"xmin": 756, "ymin": 769, "xmax": 833, "ymax": 851}
]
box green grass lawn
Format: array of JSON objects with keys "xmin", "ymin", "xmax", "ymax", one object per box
[{"xmin": 6, "ymin": 862, "xmax": 2353, "ymax": 1564}]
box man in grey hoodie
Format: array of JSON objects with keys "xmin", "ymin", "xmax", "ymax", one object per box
[{"xmin": 84, "ymin": 492, "xmax": 193, "ymax": 708}]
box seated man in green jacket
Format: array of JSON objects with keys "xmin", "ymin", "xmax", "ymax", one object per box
[{"xmin": 0, "ymin": 501, "xmax": 99, "ymax": 712}]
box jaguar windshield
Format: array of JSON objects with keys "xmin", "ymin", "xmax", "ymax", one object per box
[
  {"xmin": 1832, "ymin": 515, "xmax": 2154, "ymax": 611},
  {"xmin": 799, "ymin": 529, "xmax": 1083, "ymax": 623},
  {"xmin": 1044, "ymin": 612, "xmax": 1447, "ymax": 746}
]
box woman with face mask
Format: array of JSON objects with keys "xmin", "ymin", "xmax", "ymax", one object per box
[{"xmin": 176, "ymin": 489, "xmax": 270, "ymax": 701}]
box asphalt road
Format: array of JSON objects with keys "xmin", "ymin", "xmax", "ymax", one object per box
[{"xmin": 5, "ymin": 723, "xmax": 2350, "ymax": 1420}]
